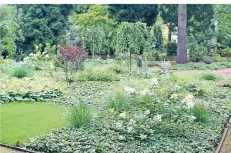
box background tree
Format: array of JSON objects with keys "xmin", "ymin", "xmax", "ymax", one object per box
[
  {"xmin": 73, "ymin": 4, "xmax": 91, "ymax": 14},
  {"xmin": 16, "ymin": 4, "xmax": 73, "ymax": 53},
  {"xmin": 160, "ymin": 4, "xmax": 214, "ymax": 41},
  {"xmin": 214, "ymin": 5, "xmax": 231, "ymax": 47},
  {"xmin": 108, "ymin": 4, "xmax": 159, "ymax": 26},
  {"xmin": 177, "ymin": 4, "xmax": 187, "ymax": 64},
  {"xmin": 160, "ymin": 5, "xmax": 177, "ymax": 41},
  {"xmin": 0, "ymin": 5, "xmax": 24, "ymax": 58},
  {"xmin": 74, "ymin": 5, "xmax": 115, "ymax": 57}
]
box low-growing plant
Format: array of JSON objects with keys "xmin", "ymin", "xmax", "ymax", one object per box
[
  {"xmin": 202, "ymin": 56, "xmax": 213, "ymax": 64},
  {"xmin": 202, "ymin": 72, "xmax": 220, "ymax": 81},
  {"xmin": 79, "ymin": 69, "xmax": 119, "ymax": 82},
  {"xmin": 11, "ymin": 65, "xmax": 29, "ymax": 78},
  {"xmin": 107, "ymin": 92, "xmax": 133, "ymax": 111},
  {"xmin": 184, "ymin": 83, "xmax": 206, "ymax": 97},
  {"xmin": 220, "ymin": 47, "xmax": 231, "ymax": 57},
  {"xmin": 110, "ymin": 65, "xmax": 125, "ymax": 74},
  {"xmin": 218, "ymin": 79, "xmax": 231, "ymax": 88},
  {"xmin": 69, "ymin": 105, "xmax": 91, "ymax": 128},
  {"xmin": 191, "ymin": 103, "xmax": 209, "ymax": 123},
  {"xmin": 170, "ymin": 62, "xmax": 231, "ymax": 70}
]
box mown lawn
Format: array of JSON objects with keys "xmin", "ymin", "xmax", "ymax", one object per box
[{"xmin": 0, "ymin": 102, "xmax": 67, "ymax": 145}]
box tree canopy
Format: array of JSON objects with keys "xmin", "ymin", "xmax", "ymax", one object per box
[
  {"xmin": 108, "ymin": 4, "xmax": 159, "ymax": 26},
  {"xmin": 0, "ymin": 5, "xmax": 23, "ymax": 57},
  {"xmin": 160, "ymin": 4, "xmax": 214, "ymax": 41},
  {"xmin": 16, "ymin": 4, "xmax": 73, "ymax": 52}
]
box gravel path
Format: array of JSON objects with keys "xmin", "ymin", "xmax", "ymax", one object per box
[
  {"xmin": 219, "ymin": 124, "xmax": 231, "ymax": 153},
  {"xmin": 216, "ymin": 68, "xmax": 231, "ymax": 78},
  {"xmin": 0, "ymin": 146, "xmax": 25, "ymax": 153}
]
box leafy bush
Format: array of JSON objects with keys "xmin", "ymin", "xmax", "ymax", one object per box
[
  {"xmin": 202, "ymin": 56, "xmax": 213, "ymax": 64},
  {"xmin": 191, "ymin": 103, "xmax": 209, "ymax": 123},
  {"xmin": 184, "ymin": 83, "xmax": 206, "ymax": 97},
  {"xmin": 201, "ymin": 72, "xmax": 220, "ymax": 81},
  {"xmin": 188, "ymin": 44, "xmax": 205, "ymax": 62},
  {"xmin": 59, "ymin": 43, "xmax": 88, "ymax": 83},
  {"xmin": 166, "ymin": 41, "xmax": 177, "ymax": 56},
  {"xmin": 69, "ymin": 105, "xmax": 91, "ymax": 129},
  {"xmin": 11, "ymin": 65, "xmax": 29, "ymax": 78},
  {"xmin": 144, "ymin": 51, "xmax": 162, "ymax": 61},
  {"xmin": 110, "ymin": 65, "xmax": 125, "ymax": 74},
  {"xmin": 211, "ymin": 55, "xmax": 231, "ymax": 62},
  {"xmin": 107, "ymin": 92, "xmax": 135, "ymax": 111},
  {"xmin": 221, "ymin": 47, "xmax": 231, "ymax": 57},
  {"xmin": 79, "ymin": 69, "xmax": 119, "ymax": 82}
]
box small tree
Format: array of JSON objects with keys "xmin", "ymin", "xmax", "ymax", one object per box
[
  {"xmin": 152, "ymin": 24, "xmax": 163, "ymax": 49},
  {"xmin": 74, "ymin": 5, "xmax": 114, "ymax": 58},
  {"xmin": 115, "ymin": 22, "xmax": 151, "ymax": 74},
  {"xmin": 59, "ymin": 42, "xmax": 88, "ymax": 83}
]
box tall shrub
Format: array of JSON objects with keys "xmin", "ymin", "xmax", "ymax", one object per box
[{"xmin": 59, "ymin": 43, "xmax": 88, "ymax": 83}]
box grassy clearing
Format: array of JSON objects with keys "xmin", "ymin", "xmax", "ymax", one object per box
[{"xmin": 0, "ymin": 102, "xmax": 67, "ymax": 145}]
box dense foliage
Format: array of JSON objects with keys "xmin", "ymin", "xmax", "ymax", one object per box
[
  {"xmin": 108, "ymin": 4, "xmax": 158, "ymax": 26},
  {"xmin": 0, "ymin": 5, "xmax": 23, "ymax": 57},
  {"xmin": 16, "ymin": 4, "xmax": 73, "ymax": 53}
]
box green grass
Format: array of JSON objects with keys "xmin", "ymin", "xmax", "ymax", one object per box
[{"xmin": 0, "ymin": 102, "xmax": 67, "ymax": 145}]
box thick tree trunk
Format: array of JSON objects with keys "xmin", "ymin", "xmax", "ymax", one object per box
[{"xmin": 176, "ymin": 4, "xmax": 187, "ymax": 64}]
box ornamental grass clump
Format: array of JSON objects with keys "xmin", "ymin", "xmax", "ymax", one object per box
[
  {"xmin": 191, "ymin": 103, "xmax": 209, "ymax": 123},
  {"xmin": 69, "ymin": 105, "xmax": 91, "ymax": 128},
  {"xmin": 11, "ymin": 65, "xmax": 29, "ymax": 78},
  {"xmin": 201, "ymin": 72, "xmax": 220, "ymax": 81}
]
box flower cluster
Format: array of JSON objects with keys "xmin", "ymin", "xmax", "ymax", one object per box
[
  {"xmin": 112, "ymin": 110, "xmax": 157, "ymax": 142},
  {"xmin": 182, "ymin": 94, "xmax": 195, "ymax": 108},
  {"xmin": 123, "ymin": 86, "xmax": 136, "ymax": 95},
  {"xmin": 150, "ymin": 78, "xmax": 158, "ymax": 86},
  {"xmin": 153, "ymin": 114, "xmax": 162, "ymax": 122},
  {"xmin": 170, "ymin": 93, "xmax": 178, "ymax": 99},
  {"xmin": 139, "ymin": 88, "xmax": 150, "ymax": 96}
]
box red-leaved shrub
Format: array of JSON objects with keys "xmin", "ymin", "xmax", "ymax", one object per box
[{"xmin": 59, "ymin": 43, "xmax": 88, "ymax": 83}]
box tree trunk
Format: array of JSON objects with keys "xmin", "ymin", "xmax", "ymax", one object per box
[
  {"xmin": 168, "ymin": 25, "xmax": 172, "ymax": 41},
  {"xmin": 176, "ymin": 4, "xmax": 187, "ymax": 64}
]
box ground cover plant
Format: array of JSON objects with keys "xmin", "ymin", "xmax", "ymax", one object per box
[
  {"xmin": 0, "ymin": 102, "xmax": 67, "ymax": 145},
  {"xmin": 201, "ymin": 72, "xmax": 220, "ymax": 81},
  {"xmin": 21, "ymin": 64, "xmax": 231, "ymax": 153},
  {"xmin": 170, "ymin": 62, "xmax": 231, "ymax": 70}
]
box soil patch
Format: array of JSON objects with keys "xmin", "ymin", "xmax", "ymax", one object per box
[{"xmin": 216, "ymin": 68, "xmax": 231, "ymax": 78}]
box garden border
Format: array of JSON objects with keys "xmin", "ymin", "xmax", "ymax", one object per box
[
  {"xmin": 215, "ymin": 116, "xmax": 231, "ymax": 153},
  {"xmin": 0, "ymin": 142, "xmax": 40, "ymax": 153}
]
